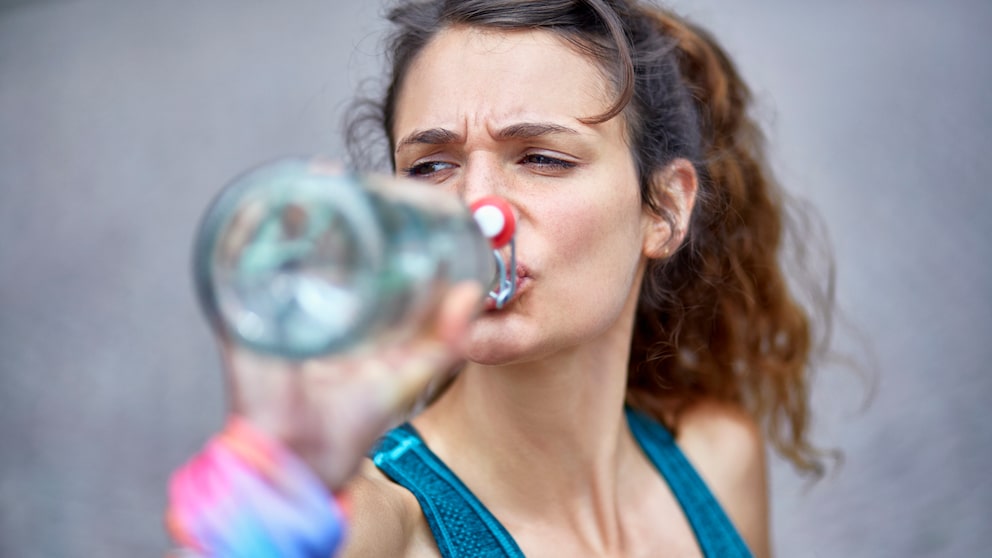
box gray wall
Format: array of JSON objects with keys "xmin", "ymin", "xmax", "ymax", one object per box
[{"xmin": 1, "ymin": 1, "xmax": 989, "ymax": 556}]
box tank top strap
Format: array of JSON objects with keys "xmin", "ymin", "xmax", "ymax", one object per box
[
  {"xmin": 625, "ymin": 407, "xmax": 755, "ymax": 558},
  {"xmin": 370, "ymin": 424, "xmax": 526, "ymax": 558}
]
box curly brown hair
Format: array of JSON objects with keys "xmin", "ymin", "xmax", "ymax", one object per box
[
  {"xmin": 347, "ymin": 0, "xmax": 835, "ymax": 476},
  {"xmin": 626, "ymin": 11, "xmax": 833, "ymax": 476}
]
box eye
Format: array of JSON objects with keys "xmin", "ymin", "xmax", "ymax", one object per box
[
  {"xmin": 402, "ymin": 161, "xmax": 456, "ymax": 178},
  {"xmin": 520, "ymin": 153, "xmax": 576, "ymax": 171}
]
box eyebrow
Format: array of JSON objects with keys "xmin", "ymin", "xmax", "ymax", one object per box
[
  {"xmin": 495, "ymin": 122, "xmax": 579, "ymax": 140},
  {"xmin": 395, "ymin": 122, "xmax": 580, "ymax": 153}
]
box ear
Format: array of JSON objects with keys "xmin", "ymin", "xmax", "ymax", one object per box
[{"xmin": 641, "ymin": 158, "xmax": 698, "ymax": 259}]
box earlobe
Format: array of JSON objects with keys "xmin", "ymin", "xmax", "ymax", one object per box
[
  {"xmin": 641, "ymin": 213, "xmax": 673, "ymax": 259},
  {"xmin": 642, "ymin": 159, "xmax": 699, "ymax": 259}
]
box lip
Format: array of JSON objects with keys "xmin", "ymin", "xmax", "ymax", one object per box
[{"xmin": 484, "ymin": 265, "xmax": 529, "ymax": 311}]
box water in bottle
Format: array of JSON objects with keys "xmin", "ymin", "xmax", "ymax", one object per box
[{"xmin": 193, "ymin": 157, "xmax": 516, "ymax": 359}]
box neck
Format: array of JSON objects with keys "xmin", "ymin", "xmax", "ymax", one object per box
[{"xmin": 411, "ymin": 293, "xmax": 644, "ymax": 542}]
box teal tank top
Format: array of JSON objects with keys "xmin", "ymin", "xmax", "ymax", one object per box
[{"xmin": 371, "ymin": 408, "xmax": 754, "ymax": 557}]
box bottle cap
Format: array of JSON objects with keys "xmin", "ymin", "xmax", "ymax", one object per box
[{"xmin": 470, "ymin": 197, "xmax": 515, "ymax": 249}]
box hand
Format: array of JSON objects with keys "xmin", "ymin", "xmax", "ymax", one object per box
[{"xmin": 220, "ymin": 281, "xmax": 483, "ymax": 490}]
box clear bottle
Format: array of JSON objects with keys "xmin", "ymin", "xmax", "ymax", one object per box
[{"xmin": 193, "ymin": 157, "xmax": 515, "ymax": 359}]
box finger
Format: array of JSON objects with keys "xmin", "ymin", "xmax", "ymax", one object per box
[
  {"xmin": 378, "ymin": 281, "xmax": 483, "ymax": 405},
  {"xmin": 368, "ymin": 340, "xmax": 450, "ymax": 413},
  {"xmin": 432, "ymin": 280, "xmax": 485, "ymax": 348},
  {"xmin": 368, "ymin": 280, "xmax": 483, "ymax": 411}
]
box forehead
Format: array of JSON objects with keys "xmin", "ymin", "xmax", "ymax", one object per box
[{"xmin": 393, "ymin": 26, "xmax": 615, "ymax": 137}]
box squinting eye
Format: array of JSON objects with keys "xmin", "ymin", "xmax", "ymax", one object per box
[
  {"xmin": 521, "ymin": 154, "xmax": 575, "ymax": 170},
  {"xmin": 402, "ymin": 161, "xmax": 455, "ymax": 178}
]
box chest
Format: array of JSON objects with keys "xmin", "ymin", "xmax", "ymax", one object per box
[
  {"xmin": 403, "ymin": 480, "xmax": 704, "ymax": 558},
  {"xmin": 507, "ymin": 481, "xmax": 704, "ymax": 558}
]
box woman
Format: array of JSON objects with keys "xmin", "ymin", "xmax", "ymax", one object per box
[{"xmin": 168, "ymin": 1, "xmax": 831, "ymax": 557}]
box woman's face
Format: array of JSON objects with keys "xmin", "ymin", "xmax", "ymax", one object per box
[{"xmin": 393, "ymin": 26, "xmax": 659, "ymax": 365}]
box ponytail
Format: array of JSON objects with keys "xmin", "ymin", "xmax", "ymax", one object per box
[{"xmin": 627, "ymin": 8, "xmax": 833, "ymax": 477}]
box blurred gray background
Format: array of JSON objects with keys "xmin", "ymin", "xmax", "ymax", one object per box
[{"xmin": 1, "ymin": 1, "xmax": 990, "ymax": 556}]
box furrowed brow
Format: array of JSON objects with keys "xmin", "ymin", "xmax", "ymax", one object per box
[
  {"xmin": 494, "ymin": 122, "xmax": 579, "ymax": 141},
  {"xmin": 395, "ymin": 122, "xmax": 579, "ymax": 154},
  {"xmin": 396, "ymin": 128, "xmax": 462, "ymax": 152}
]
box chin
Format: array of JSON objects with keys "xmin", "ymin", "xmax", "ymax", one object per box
[
  {"xmin": 462, "ymin": 317, "xmax": 535, "ymax": 366},
  {"xmin": 463, "ymin": 336, "xmax": 523, "ymax": 367}
]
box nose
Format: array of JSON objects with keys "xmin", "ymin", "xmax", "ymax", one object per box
[{"xmin": 458, "ymin": 152, "xmax": 507, "ymax": 208}]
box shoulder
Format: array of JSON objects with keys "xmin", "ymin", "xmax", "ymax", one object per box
[
  {"xmin": 338, "ymin": 459, "xmax": 438, "ymax": 558},
  {"xmin": 674, "ymin": 399, "xmax": 771, "ymax": 558}
]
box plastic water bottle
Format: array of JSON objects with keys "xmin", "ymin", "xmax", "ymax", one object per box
[{"xmin": 193, "ymin": 157, "xmax": 516, "ymax": 359}]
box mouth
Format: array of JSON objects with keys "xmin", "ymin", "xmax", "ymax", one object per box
[{"xmin": 484, "ymin": 265, "xmax": 529, "ymax": 311}]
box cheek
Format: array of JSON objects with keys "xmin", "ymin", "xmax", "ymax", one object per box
[{"xmin": 545, "ymin": 193, "xmax": 644, "ymax": 296}]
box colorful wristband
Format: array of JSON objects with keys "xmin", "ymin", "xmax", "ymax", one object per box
[{"xmin": 167, "ymin": 417, "xmax": 347, "ymax": 557}]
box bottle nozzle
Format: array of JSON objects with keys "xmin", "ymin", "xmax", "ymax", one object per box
[{"xmin": 470, "ymin": 197, "xmax": 517, "ymax": 308}]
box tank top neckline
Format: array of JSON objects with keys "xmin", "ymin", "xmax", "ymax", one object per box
[{"xmin": 371, "ymin": 406, "xmax": 754, "ymax": 557}]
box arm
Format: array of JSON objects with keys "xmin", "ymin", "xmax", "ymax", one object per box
[{"xmin": 166, "ymin": 283, "xmax": 482, "ymax": 557}]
